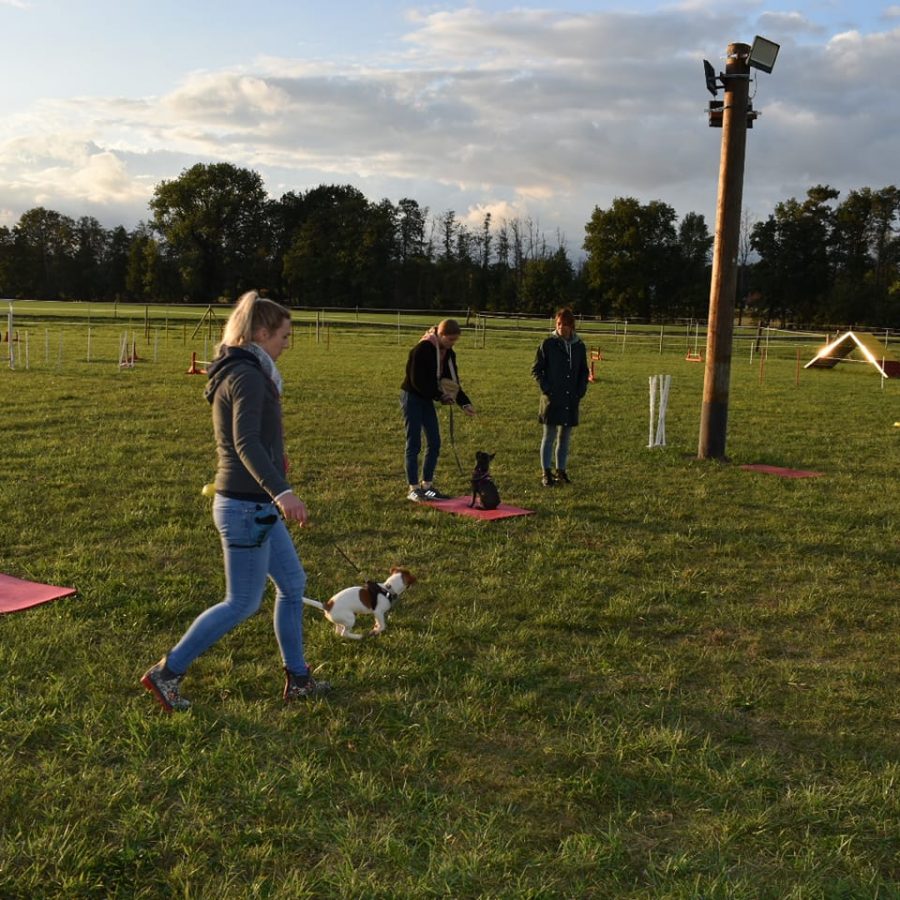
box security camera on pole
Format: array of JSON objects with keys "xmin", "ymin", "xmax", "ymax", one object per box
[{"xmin": 698, "ymin": 37, "xmax": 779, "ymax": 460}]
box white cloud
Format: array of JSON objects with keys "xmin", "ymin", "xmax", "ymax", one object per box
[
  {"xmin": 0, "ymin": 5, "xmax": 898, "ymax": 246},
  {"xmin": 756, "ymin": 11, "xmax": 824, "ymax": 35}
]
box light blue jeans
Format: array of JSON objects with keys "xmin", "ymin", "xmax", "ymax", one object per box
[
  {"xmin": 541, "ymin": 424, "xmax": 573, "ymax": 470},
  {"xmin": 166, "ymin": 495, "xmax": 308, "ymax": 676}
]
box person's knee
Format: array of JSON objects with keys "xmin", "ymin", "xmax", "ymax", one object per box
[{"xmin": 224, "ymin": 592, "xmax": 264, "ymax": 622}]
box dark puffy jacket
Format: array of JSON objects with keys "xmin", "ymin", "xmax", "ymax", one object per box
[
  {"xmin": 401, "ymin": 340, "xmax": 472, "ymax": 408},
  {"xmin": 531, "ymin": 332, "xmax": 589, "ymax": 426}
]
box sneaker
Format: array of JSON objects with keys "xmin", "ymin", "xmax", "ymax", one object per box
[
  {"xmin": 542, "ymin": 468, "xmax": 557, "ymax": 487},
  {"xmin": 284, "ymin": 669, "xmax": 332, "ymax": 701},
  {"xmin": 141, "ymin": 658, "xmax": 191, "ymax": 712},
  {"xmin": 407, "ymin": 487, "xmax": 427, "ymax": 502},
  {"xmin": 555, "ymin": 469, "xmax": 572, "ymax": 484},
  {"xmin": 421, "ymin": 485, "xmax": 450, "ymax": 500}
]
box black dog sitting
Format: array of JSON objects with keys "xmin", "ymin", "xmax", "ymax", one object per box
[{"xmin": 469, "ymin": 451, "xmax": 500, "ymax": 510}]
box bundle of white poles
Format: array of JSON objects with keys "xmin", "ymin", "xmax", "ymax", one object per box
[{"xmin": 648, "ymin": 374, "xmax": 671, "ymax": 448}]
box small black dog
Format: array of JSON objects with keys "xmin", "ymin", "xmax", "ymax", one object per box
[{"xmin": 469, "ymin": 451, "xmax": 500, "ymax": 510}]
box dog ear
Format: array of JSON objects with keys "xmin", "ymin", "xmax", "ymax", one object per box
[
  {"xmin": 392, "ymin": 567, "xmax": 416, "ymax": 585},
  {"xmin": 489, "ymin": 452, "xmax": 495, "ymax": 460}
]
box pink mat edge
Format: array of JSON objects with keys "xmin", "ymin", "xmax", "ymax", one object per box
[
  {"xmin": 0, "ymin": 574, "xmax": 77, "ymax": 614},
  {"xmin": 420, "ymin": 495, "xmax": 535, "ymax": 517}
]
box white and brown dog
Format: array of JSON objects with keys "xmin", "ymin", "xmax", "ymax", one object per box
[{"xmin": 303, "ymin": 567, "xmax": 416, "ymax": 640}]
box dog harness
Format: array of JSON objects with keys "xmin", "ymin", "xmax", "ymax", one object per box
[{"xmin": 362, "ymin": 580, "xmax": 397, "ymax": 610}]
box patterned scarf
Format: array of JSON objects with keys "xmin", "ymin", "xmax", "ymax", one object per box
[
  {"xmin": 421, "ymin": 327, "xmax": 458, "ymax": 384},
  {"xmin": 246, "ymin": 342, "xmax": 284, "ymax": 397}
]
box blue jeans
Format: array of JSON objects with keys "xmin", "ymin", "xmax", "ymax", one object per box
[
  {"xmin": 541, "ymin": 424, "xmax": 573, "ymax": 470},
  {"xmin": 401, "ymin": 390, "xmax": 441, "ymax": 485},
  {"xmin": 167, "ymin": 496, "xmax": 308, "ymax": 676}
]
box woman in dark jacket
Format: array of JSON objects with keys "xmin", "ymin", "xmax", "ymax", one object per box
[
  {"xmin": 141, "ymin": 291, "xmax": 330, "ymax": 711},
  {"xmin": 400, "ymin": 318, "xmax": 475, "ymax": 501},
  {"xmin": 531, "ymin": 307, "xmax": 589, "ymax": 486}
]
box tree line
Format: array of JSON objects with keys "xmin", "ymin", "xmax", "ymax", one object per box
[{"xmin": 0, "ymin": 162, "xmax": 897, "ymax": 326}]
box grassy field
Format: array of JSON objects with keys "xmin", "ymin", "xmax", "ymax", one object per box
[{"xmin": 1, "ymin": 311, "xmax": 898, "ymax": 898}]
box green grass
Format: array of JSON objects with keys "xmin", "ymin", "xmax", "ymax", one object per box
[{"xmin": 1, "ymin": 317, "xmax": 898, "ymax": 898}]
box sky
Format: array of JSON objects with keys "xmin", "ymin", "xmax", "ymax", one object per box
[{"xmin": 2, "ymin": 0, "xmax": 898, "ymax": 253}]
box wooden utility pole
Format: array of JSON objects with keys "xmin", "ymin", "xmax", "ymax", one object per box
[{"xmin": 698, "ymin": 43, "xmax": 751, "ymax": 459}]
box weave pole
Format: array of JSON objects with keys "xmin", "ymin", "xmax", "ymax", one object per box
[{"xmin": 648, "ymin": 374, "xmax": 672, "ymax": 448}]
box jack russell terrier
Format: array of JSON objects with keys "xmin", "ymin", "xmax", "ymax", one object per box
[{"xmin": 303, "ymin": 567, "xmax": 416, "ymax": 640}]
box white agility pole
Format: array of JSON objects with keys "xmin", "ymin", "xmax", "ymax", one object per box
[
  {"xmin": 656, "ymin": 374, "xmax": 671, "ymax": 446},
  {"xmin": 87, "ymin": 327, "xmax": 92, "ymax": 362},
  {"xmin": 648, "ymin": 374, "xmax": 671, "ymax": 448},
  {"xmin": 118, "ymin": 332, "xmax": 133, "ymax": 369},
  {"xmin": 7, "ymin": 304, "xmax": 13, "ymax": 370},
  {"xmin": 24, "ymin": 331, "xmax": 29, "ymax": 370}
]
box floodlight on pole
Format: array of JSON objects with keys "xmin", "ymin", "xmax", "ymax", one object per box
[
  {"xmin": 748, "ymin": 36, "xmax": 780, "ymax": 73},
  {"xmin": 703, "ymin": 59, "xmax": 719, "ymax": 96}
]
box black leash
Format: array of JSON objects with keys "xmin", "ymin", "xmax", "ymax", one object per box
[
  {"xmin": 333, "ymin": 541, "xmax": 365, "ymax": 577},
  {"xmin": 447, "ymin": 404, "xmax": 465, "ymax": 476}
]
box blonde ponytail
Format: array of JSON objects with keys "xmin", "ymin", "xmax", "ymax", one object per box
[{"xmin": 218, "ymin": 291, "xmax": 290, "ymax": 354}]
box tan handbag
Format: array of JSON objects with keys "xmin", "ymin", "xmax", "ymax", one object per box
[{"xmin": 439, "ymin": 377, "xmax": 460, "ymax": 402}]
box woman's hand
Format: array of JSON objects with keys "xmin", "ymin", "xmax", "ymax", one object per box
[
  {"xmin": 277, "ymin": 491, "xmax": 308, "ymax": 526},
  {"xmin": 462, "ymin": 404, "xmax": 476, "ymax": 417}
]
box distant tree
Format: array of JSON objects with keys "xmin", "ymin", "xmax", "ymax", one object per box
[
  {"xmin": 392, "ymin": 198, "xmax": 433, "ymax": 308},
  {"xmin": 11, "ymin": 207, "xmax": 77, "ymax": 299},
  {"xmin": 125, "ymin": 224, "xmax": 174, "ymax": 300},
  {"xmin": 583, "ymin": 197, "xmax": 678, "ymax": 319},
  {"xmin": 479, "ymin": 212, "xmax": 493, "ymax": 270},
  {"xmin": 70, "ymin": 216, "xmax": 108, "ymax": 300},
  {"xmin": 673, "ymin": 211, "xmax": 713, "ymax": 319},
  {"xmin": 519, "ymin": 247, "xmax": 575, "ymax": 314},
  {"xmin": 150, "ymin": 163, "xmax": 270, "ymax": 301},
  {"xmin": 751, "ymin": 185, "xmax": 839, "ymax": 325},
  {"xmin": 438, "ymin": 211, "xmax": 457, "ymax": 261},
  {"xmin": 281, "ymin": 184, "xmax": 392, "ymax": 306},
  {"xmin": 0, "ymin": 226, "xmax": 12, "ymax": 296},
  {"xmin": 104, "ymin": 225, "xmax": 131, "ymax": 299},
  {"xmin": 736, "ymin": 209, "xmax": 756, "ymax": 324},
  {"xmin": 396, "ymin": 198, "xmax": 428, "ymax": 261},
  {"xmin": 829, "ymin": 186, "xmax": 900, "ymax": 325},
  {"xmin": 494, "ymin": 220, "xmax": 510, "ymax": 269}
]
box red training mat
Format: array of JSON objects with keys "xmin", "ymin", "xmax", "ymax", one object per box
[
  {"xmin": 740, "ymin": 464, "xmax": 823, "ymax": 479},
  {"xmin": 0, "ymin": 573, "xmax": 77, "ymax": 614},
  {"xmin": 421, "ymin": 495, "xmax": 534, "ymax": 520}
]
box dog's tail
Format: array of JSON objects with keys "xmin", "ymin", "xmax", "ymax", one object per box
[{"xmin": 302, "ymin": 597, "xmax": 325, "ymax": 612}]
